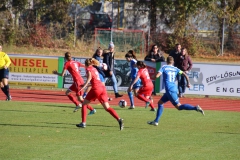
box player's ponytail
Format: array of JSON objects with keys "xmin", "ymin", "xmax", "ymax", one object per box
[
  {"xmin": 85, "ymin": 58, "xmax": 99, "ymax": 67},
  {"xmin": 136, "ymin": 61, "xmax": 147, "ymax": 68},
  {"xmin": 125, "ymin": 50, "xmax": 137, "ymax": 60}
]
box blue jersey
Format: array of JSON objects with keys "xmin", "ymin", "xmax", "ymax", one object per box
[
  {"xmin": 130, "ymin": 59, "xmax": 141, "ymax": 88},
  {"xmin": 130, "ymin": 59, "xmax": 138, "ymax": 80},
  {"xmin": 158, "ymin": 65, "xmax": 182, "ymax": 92}
]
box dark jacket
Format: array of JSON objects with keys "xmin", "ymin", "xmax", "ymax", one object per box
[
  {"xmin": 169, "ymin": 49, "xmax": 181, "ymax": 66},
  {"xmin": 175, "ymin": 54, "xmax": 193, "ymax": 72},
  {"xmin": 102, "ymin": 50, "xmax": 115, "ymax": 77},
  {"xmin": 144, "ymin": 51, "xmax": 165, "ymax": 62},
  {"xmin": 93, "ymin": 54, "xmax": 102, "ymax": 62}
]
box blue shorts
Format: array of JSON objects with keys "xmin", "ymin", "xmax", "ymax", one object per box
[
  {"xmin": 99, "ymin": 74, "xmax": 105, "ymax": 83},
  {"xmin": 160, "ymin": 90, "xmax": 179, "ymax": 106},
  {"xmin": 131, "ymin": 79, "xmax": 141, "ymax": 90},
  {"xmin": 0, "ymin": 68, "xmax": 9, "ymax": 81}
]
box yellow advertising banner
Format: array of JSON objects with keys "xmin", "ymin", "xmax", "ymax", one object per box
[
  {"xmin": 8, "ymin": 55, "xmax": 59, "ymax": 87},
  {"xmin": 9, "ymin": 55, "xmax": 58, "ymax": 74}
]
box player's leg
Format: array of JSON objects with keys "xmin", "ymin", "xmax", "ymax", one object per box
[
  {"xmin": 169, "ymin": 91, "xmax": 204, "ymax": 115},
  {"xmin": 145, "ymin": 95, "xmax": 155, "ymax": 111},
  {"xmin": 67, "ymin": 82, "xmax": 81, "ymax": 109},
  {"xmin": 177, "ymin": 74, "xmax": 183, "ymax": 97},
  {"xmin": 102, "ymin": 101, "xmax": 124, "ymax": 131},
  {"xmin": 176, "ymin": 103, "xmax": 204, "ymax": 115},
  {"xmin": 101, "ymin": 76, "xmax": 112, "ymax": 101},
  {"xmin": 0, "ymin": 81, "xmax": 7, "ymax": 96},
  {"xmin": 110, "ymin": 73, "xmax": 122, "ymax": 98},
  {"xmin": 75, "ymin": 87, "xmax": 95, "ymax": 113},
  {"xmin": 137, "ymin": 86, "xmax": 155, "ymax": 110},
  {"xmin": 66, "ymin": 89, "xmax": 81, "ymax": 108},
  {"xmin": 1, "ymin": 69, "xmax": 11, "ymax": 100},
  {"xmin": 182, "ymin": 75, "xmax": 187, "ymax": 97},
  {"xmin": 128, "ymin": 80, "xmax": 141, "ymax": 109},
  {"xmin": 76, "ymin": 99, "xmax": 91, "ymax": 128},
  {"xmin": 147, "ymin": 93, "xmax": 168, "ymax": 126},
  {"xmin": 99, "ymin": 86, "xmax": 123, "ymax": 130}
]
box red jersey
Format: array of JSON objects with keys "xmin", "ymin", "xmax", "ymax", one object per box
[
  {"xmin": 137, "ymin": 68, "xmax": 152, "ymax": 87},
  {"xmin": 64, "ymin": 60, "xmax": 84, "ymax": 83},
  {"xmin": 86, "ymin": 66, "xmax": 103, "ymax": 89}
]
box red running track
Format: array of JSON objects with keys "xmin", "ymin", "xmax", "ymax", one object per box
[{"xmin": 1, "ymin": 89, "xmax": 240, "ymax": 112}]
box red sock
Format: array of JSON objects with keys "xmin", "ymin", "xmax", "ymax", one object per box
[
  {"xmin": 86, "ymin": 105, "xmax": 94, "ymax": 111},
  {"xmin": 106, "ymin": 107, "xmax": 120, "ymax": 121},
  {"xmin": 82, "ymin": 105, "xmax": 87, "ymax": 123},
  {"xmin": 149, "ymin": 102, "xmax": 155, "ymax": 109},
  {"xmin": 67, "ymin": 94, "xmax": 79, "ymax": 106},
  {"xmin": 137, "ymin": 94, "xmax": 148, "ymax": 103},
  {"xmin": 137, "ymin": 95, "xmax": 154, "ymax": 109}
]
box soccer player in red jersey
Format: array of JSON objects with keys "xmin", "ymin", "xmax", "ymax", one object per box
[
  {"xmin": 53, "ymin": 52, "xmax": 95, "ymax": 113},
  {"xmin": 76, "ymin": 58, "xmax": 124, "ymax": 130},
  {"xmin": 128, "ymin": 61, "xmax": 156, "ymax": 111}
]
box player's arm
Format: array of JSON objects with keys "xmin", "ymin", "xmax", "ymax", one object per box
[
  {"xmin": 52, "ymin": 69, "xmax": 66, "ymax": 77},
  {"xmin": 155, "ymin": 72, "xmax": 162, "ymax": 79},
  {"xmin": 128, "ymin": 75, "xmax": 140, "ymax": 92},
  {"xmin": 78, "ymin": 62, "xmax": 85, "ymax": 68},
  {"xmin": 80, "ymin": 71, "xmax": 92, "ymax": 91},
  {"xmin": 4, "ymin": 53, "xmax": 11, "ymax": 69},
  {"xmin": 181, "ymin": 71, "xmax": 190, "ymax": 88}
]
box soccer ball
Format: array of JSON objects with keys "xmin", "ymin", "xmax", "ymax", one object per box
[
  {"xmin": 100, "ymin": 63, "xmax": 108, "ymax": 71},
  {"xmin": 119, "ymin": 99, "xmax": 127, "ymax": 108}
]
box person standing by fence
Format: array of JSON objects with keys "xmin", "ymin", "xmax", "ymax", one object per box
[
  {"xmin": 175, "ymin": 48, "xmax": 193, "ymax": 98},
  {"xmin": 144, "ymin": 44, "xmax": 165, "ymax": 96},
  {"xmin": 169, "ymin": 44, "xmax": 181, "ymax": 66},
  {"xmin": 103, "ymin": 42, "xmax": 123, "ymax": 98}
]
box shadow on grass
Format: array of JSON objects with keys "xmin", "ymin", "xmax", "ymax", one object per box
[
  {"xmin": 0, "ymin": 122, "xmax": 125, "ymax": 130},
  {"xmin": 0, "ymin": 109, "xmax": 50, "ymax": 114},
  {"xmin": 0, "ymin": 123, "xmax": 77, "ymax": 129}
]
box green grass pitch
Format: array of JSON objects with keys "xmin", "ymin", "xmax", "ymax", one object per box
[{"xmin": 0, "ymin": 101, "xmax": 239, "ymax": 160}]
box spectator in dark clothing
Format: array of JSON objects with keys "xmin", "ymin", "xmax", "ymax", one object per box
[
  {"xmin": 175, "ymin": 48, "xmax": 193, "ymax": 98},
  {"xmin": 169, "ymin": 44, "xmax": 181, "ymax": 66},
  {"xmin": 103, "ymin": 42, "xmax": 123, "ymax": 98},
  {"xmin": 145, "ymin": 44, "xmax": 165, "ymax": 62}
]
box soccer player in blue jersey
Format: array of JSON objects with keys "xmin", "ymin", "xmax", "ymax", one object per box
[
  {"xmin": 125, "ymin": 50, "xmax": 141, "ymax": 109},
  {"xmin": 147, "ymin": 56, "xmax": 204, "ymax": 126}
]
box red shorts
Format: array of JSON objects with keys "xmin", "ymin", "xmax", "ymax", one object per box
[
  {"xmin": 138, "ymin": 85, "xmax": 153, "ymax": 97},
  {"xmin": 69, "ymin": 80, "xmax": 84, "ymax": 96},
  {"xmin": 85, "ymin": 86, "xmax": 108, "ymax": 104}
]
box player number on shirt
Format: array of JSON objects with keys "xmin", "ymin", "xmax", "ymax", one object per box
[
  {"xmin": 144, "ymin": 70, "xmax": 150, "ymax": 79},
  {"xmin": 168, "ymin": 72, "xmax": 175, "ymax": 82}
]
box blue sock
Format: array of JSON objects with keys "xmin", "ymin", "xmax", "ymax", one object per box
[
  {"xmin": 179, "ymin": 104, "xmax": 197, "ymax": 110},
  {"xmin": 128, "ymin": 92, "xmax": 134, "ymax": 106},
  {"xmin": 155, "ymin": 104, "xmax": 164, "ymax": 122},
  {"xmin": 83, "ymin": 92, "xmax": 87, "ymax": 98}
]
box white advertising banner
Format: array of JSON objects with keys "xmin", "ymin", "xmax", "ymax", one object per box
[
  {"xmin": 159, "ymin": 63, "xmax": 240, "ymax": 97},
  {"xmin": 9, "ymin": 73, "xmax": 58, "ymax": 83}
]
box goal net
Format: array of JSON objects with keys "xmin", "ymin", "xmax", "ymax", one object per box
[{"xmin": 94, "ymin": 28, "xmax": 146, "ymax": 54}]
